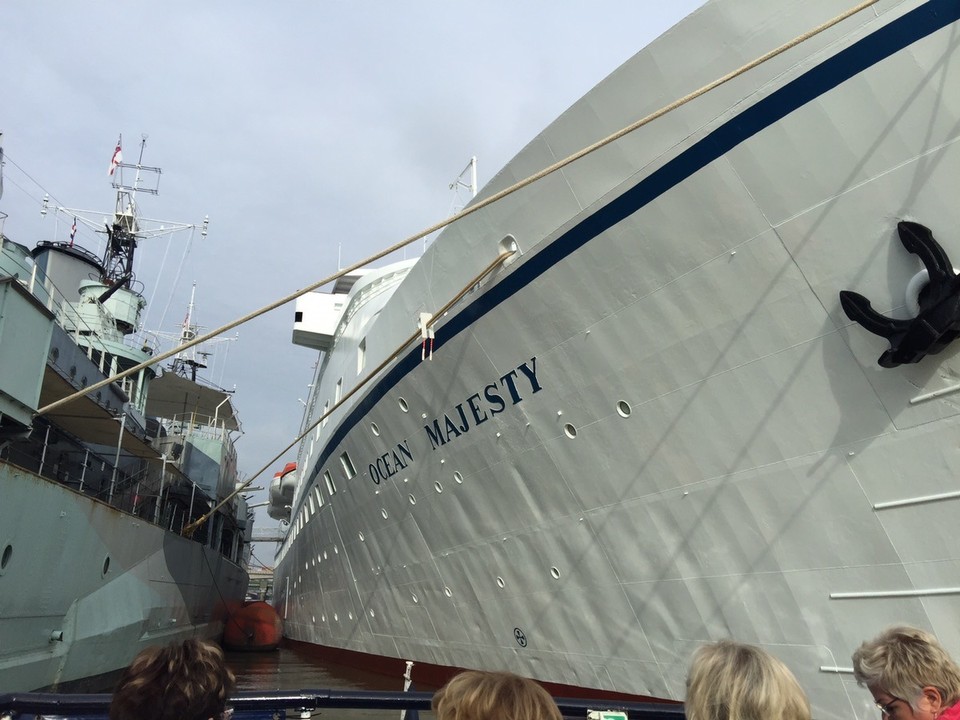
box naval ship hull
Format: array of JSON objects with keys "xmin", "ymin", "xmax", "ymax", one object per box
[
  {"xmin": 0, "ymin": 143, "xmax": 250, "ymax": 692},
  {"xmin": 275, "ymin": 1, "xmax": 960, "ymax": 718},
  {"xmin": 0, "ymin": 462, "xmax": 246, "ymax": 691}
]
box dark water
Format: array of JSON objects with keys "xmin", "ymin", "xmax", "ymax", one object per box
[
  {"xmin": 225, "ymin": 644, "xmax": 433, "ymax": 720},
  {"xmin": 226, "ymin": 645, "xmax": 402, "ymax": 692}
]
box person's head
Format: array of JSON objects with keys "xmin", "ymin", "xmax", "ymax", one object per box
[
  {"xmin": 685, "ymin": 639, "xmax": 811, "ymax": 720},
  {"xmin": 109, "ymin": 638, "xmax": 235, "ymax": 720},
  {"xmin": 852, "ymin": 625, "xmax": 960, "ymax": 719},
  {"xmin": 431, "ymin": 670, "xmax": 562, "ymax": 720}
]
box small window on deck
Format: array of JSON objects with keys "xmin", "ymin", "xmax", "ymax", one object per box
[{"xmin": 324, "ymin": 470, "xmax": 337, "ymax": 496}]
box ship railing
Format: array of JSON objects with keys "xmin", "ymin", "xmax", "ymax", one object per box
[
  {"xmin": 11, "ymin": 248, "xmax": 160, "ymax": 361},
  {"xmin": 3, "ymin": 249, "xmax": 158, "ymax": 370},
  {"xmin": 331, "ymin": 266, "xmax": 410, "ymax": 347},
  {"xmin": 0, "ymin": 689, "xmax": 686, "ymax": 719},
  {"xmin": 160, "ymin": 412, "xmax": 235, "ymax": 443}
]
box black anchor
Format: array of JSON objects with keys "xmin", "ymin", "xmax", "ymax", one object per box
[{"xmin": 839, "ymin": 221, "xmax": 960, "ymax": 368}]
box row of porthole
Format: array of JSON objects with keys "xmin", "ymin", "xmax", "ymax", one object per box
[
  {"xmin": 293, "ymin": 566, "xmax": 560, "ymax": 622},
  {"xmin": 563, "ymin": 401, "xmax": 633, "ymax": 439},
  {"xmin": 371, "ymin": 471, "xmax": 466, "ymax": 512},
  {"xmin": 372, "ymin": 401, "xmax": 634, "ymax": 440},
  {"xmin": 302, "ymin": 544, "xmax": 341, "ymax": 572},
  {"xmin": 1, "ymin": 544, "xmax": 111, "ymax": 577},
  {"xmin": 291, "ymin": 565, "xmax": 563, "ymax": 597}
]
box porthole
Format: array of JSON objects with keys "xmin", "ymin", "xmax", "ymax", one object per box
[
  {"xmin": 49, "ymin": 347, "xmax": 60, "ymax": 362},
  {"xmin": 321, "ymin": 615, "xmax": 327, "ymax": 622},
  {"xmin": 69, "ymin": 365, "xmax": 77, "ymax": 379},
  {"xmin": 81, "ymin": 376, "xmax": 88, "ymax": 387},
  {"xmin": 334, "ymin": 545, "xmax": 339, "ymax": 554},
  {"xmin": 453, "ymin": 471, "xmax": 463, "ymax": 484},
  {"xmin": 369, "ymin": 609, "xmax": 375, "ymax": 618},
  {"xmin": 1, "ymin": 544, "xmax": 12, "ymax": 571},
  {"xmin": 371, "ymin": 422, "xmax": 380, "ymax": 436},
  {"xmin": 563, "ymin": 423, "xmax": 578, "ymax": 439},
  {"xmin": 408, "ymin": 494, "xmax": 417, "ymax": 505},
  {"xmin": 381, "ymin": 509, "xmax": 389, "ymax": 519},
  {"xmin": 398, "ymin": 398, "xmax": 409, "ymax": 412},
  {"xmin": 323, "ymin": 551, "xmax": 328, "ymax": 560},
  {"xmin": 617, "ymin": 401, "xmax": 632, "ymax": 418},
  {"xmin": 412, "ymin": 593, "xmax": 419, "ymax": 604},
  {"xmin": 496, "ymin": 576, "xmax": 505, "ymax": 589},
  {"xmin": 101, "ymin": 556, "xmax": 111, "ymax": 577},
  {"xmin": 434, "ymin": 481, "xmax": 443, "ymax": 494},
  {"xmin": 334, "ymin": 613, "xmax": 339, "ymax": 622},
  {"xmin": 348, "ymin": 612, "xmax": 354, "ymax": 620},
  {"xmin": 550, "ymin": 567, "xmax": 561, "ymax": 580},
  {"xmin": 317, "ymin": 554, "xmax": 322, "ymax": 563},
  {"xmin": 359, "ymin": 532, "xmax": 365, "ymax": 542},
  {"xmin": 444, "ymin": 586, "xmax": 452, "ymax": 598}
]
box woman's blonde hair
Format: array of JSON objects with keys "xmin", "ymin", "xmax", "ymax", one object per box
[
  {"xmin": 110, "ymin": 638, "xmax": 235, "ymax": 720},
  {"xmin": 852, "ymin": 625, "xmax": 960, "ymax": 710},
  {"xmin": 431, "ymin": 670, "xmax": 562, "ymax": 720},
  {"xmin": 685, "ymin": 640, "xmax": 811, "ymax": 720}
]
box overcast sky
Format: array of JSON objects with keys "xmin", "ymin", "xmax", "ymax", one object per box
[{"xmin": 0, "ymin": 2, "xmax": 703, "ymax": 567}]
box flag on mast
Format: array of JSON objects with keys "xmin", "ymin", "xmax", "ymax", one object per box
[
  {"xmin": 108, "ymin": 136, "xmax": 123, "ymax": 176},
  {"xmin": 69, "ymin": 217, "xmax": 77, "ymax": 247}
]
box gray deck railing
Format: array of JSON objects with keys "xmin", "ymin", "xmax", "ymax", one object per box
[{"xmin": 0, "ymin": 689, "xmax": 686, "ymax": 719}]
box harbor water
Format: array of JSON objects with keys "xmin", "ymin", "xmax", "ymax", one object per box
[{"xmin": 225, "ymin": 644, "xmax": 433, "ymax": 720}]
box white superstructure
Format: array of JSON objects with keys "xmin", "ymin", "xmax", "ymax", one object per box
[{"xmin": 276, "ymin": 1, "xmax": 960, "ymax": 717}]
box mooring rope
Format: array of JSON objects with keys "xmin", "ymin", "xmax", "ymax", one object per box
[
  {"xmin": 181, "ymin": 249, "xmax": 515, "ymax": 536},
  {"xmin": 35, "ymin": 0, "xmax": 878, "ymax": 420}
]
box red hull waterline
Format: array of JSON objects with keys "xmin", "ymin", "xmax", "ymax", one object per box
[{"xmin": 282, "ymin": 637, "xmax": 679, "ymax": 705}]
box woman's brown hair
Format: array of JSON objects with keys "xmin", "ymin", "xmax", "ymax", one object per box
[{"xmin": 110, "ymin": 638, "xmax": 235, "ymax": 720}]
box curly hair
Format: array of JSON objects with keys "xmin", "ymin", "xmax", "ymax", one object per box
[
  {"xmin": 685, "ymin": 640, "xmax": 810, "ymax": 720},
  {"xmin": 109, "ymin": 639, "xmax": 235, "ymax": 720},
  {"xmin": 852, "ymin": 625, "xmax": 960, "ymax": 710},
  {"xmin": 431, "ymin": 670, "xmax": 562, "ymax": 720}
]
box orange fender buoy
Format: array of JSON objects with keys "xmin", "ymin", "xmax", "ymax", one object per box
[{"xmin": 223, "ymin": 601, "xmax": 283, "ymax": 651}]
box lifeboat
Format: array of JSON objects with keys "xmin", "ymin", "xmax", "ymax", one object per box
[
  {"xmin": 222, "ymin": 600, "xmax": 283, "ymax": 651},
  {"xmin": 267, "ymin": 462, "xmax": 297, "ymax": 522}
]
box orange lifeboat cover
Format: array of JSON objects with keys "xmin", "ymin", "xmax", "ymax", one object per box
[{"xmin": 223, "ymin": 601, "xmax": 283, "ymax": 651}]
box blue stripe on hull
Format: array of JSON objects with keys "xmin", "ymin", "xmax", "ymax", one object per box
[{"xmin": 309, "ymin": 0, "xmax": 960, "ymax": 486}]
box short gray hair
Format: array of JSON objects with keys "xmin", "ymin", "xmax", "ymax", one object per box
[{"xmin": 852, "ymin": 626, "xmax": 960, "ymax": 710}]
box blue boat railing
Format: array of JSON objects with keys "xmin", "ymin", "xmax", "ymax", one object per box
[{"xmin": 0, "ymin": 689, "xmax": 687, "ymax": 719}]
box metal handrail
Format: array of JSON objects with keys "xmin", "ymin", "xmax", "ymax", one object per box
[{"xmin": 0, "ymin": 689, "xmax": 686, "ymax": 718}]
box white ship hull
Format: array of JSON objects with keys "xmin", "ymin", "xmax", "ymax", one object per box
[
  {"xmin": 0, "ymin": 463, "xmax": 246, "ymax": 691},
  {"xmin": 276, "ymin": 1, "xmax": 960, "ymax": 717}
]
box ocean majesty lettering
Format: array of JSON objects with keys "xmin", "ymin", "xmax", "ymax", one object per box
[
  {"xmin": 423, "ymin": 356, "xmax": 541, "ymax": 450},
  {"xmin": 367, "ymin": 441, "xmax": 414, "ymax": 484},
  {"xmin": 364, "ymin": 356, "xmax": 543, "ymax": 483}
]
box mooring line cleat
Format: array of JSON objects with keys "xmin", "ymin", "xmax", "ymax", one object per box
[{"xmin": 840, "ymin": 221, "xmax": 960, "ymax": 368}]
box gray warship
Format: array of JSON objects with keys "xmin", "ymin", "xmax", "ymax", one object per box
[{"xmin": 0, "ymin": 138, "xmax": 249, "ymax": 691}]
